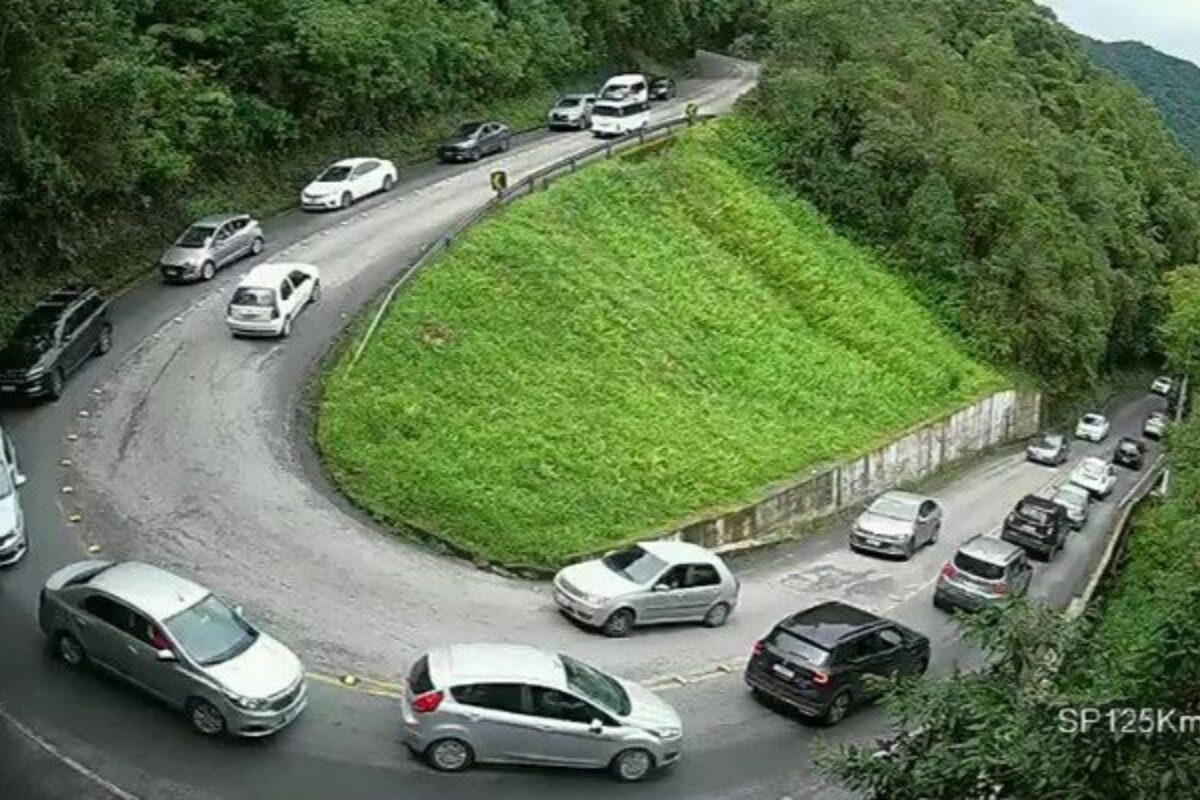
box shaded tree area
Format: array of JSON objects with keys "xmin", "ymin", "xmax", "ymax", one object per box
[{"xmin": 743, "ymin": 0, "xmax": 1200, "ymax": 394}]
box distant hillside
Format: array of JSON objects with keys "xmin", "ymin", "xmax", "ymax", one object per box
[{"xmin": 1085, "ymin": 39, "xmax": 1200, "ymax": 160}]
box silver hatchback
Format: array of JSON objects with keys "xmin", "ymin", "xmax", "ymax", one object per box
[
  {"xmin": 39, "ymin": 561, "xmax": 307, "ymax": 737},
  {"xmin": 160, "ymin": 214, "xmax": 264, "ymax": 282},
  {"xmin": 850, "ymin": 491, "xmax": 942, "ymax": 559},
  {"xmin": 553, "ymin": 541, "xmax": 739, "ymax": 637},
  {"xmin": 401, "ymin": 643, "xmax": 684, "ymax": 782}
]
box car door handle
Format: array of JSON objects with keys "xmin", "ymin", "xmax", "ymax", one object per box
[{"xmin": 127, "ymin": 645, "xmax": 139, "ymax": 655}]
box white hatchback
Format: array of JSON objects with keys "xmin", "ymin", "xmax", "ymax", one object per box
[
  {"xmin": 301, "ymin": 158, "xmax": 397, "ymax": 210},
  {"xmin": 226, "ymin": 263, "xmax": 321, "ymax": 338},
  {"xmin": 1069, "ymin": 456, "xmax": 1117, "ymax": 499},
  {"xmin": 1074, "ymin": 413, "xmax": 1110, "ymax": 442}
]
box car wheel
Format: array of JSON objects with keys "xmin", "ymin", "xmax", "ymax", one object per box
[
  {"xmin": 426, "ymin": 738, "xmax": 474, "ymax": 772},
  {"xmin": 383, "ymin": 174, "xmax": 395, "ymax": 192},
  {"xmin": 251, "ymin": 236, "xmax": 264, "ymax": 256},
  {"xmin": 46, "ymin": 369, "xmax": 65, "ymax": 402},
  {"xmin": 823, "ymin": 690, "xmax": 852, "ymax": 726},
  {"xmin": 702, "ymin": 601, "xmax": 731, "ymax": 628},
  {"xmin": 54, "ymin": 632, "xmax": 86, "ymax": 668},
  {"xmin": 201, "ymin": 260, "xmax": 215, "ymax": 281},
  {"xmin": 602, "ymin": 608, "xmax": 635, "ymax": 638},
  {"xmin": 95, "ymin": 324, "xmax": 113, "ymax": 356},
  {"xmin": 341, "ymin": 191, "xmax": 352, "ymax": 209},
  {"xmin": 611, "ymin": 748, "xmax": 654, "ymax": 782},
  {"xmin": 280, "ymin": 315, "xmax": 292, "ymax": 338},
  {"xmin": 187, "ymin": 698, "xmax": 226, "ymax": 736},
  {"xmin": 309, "ymin": 280, "xmax": 321, "ymax": 304}
]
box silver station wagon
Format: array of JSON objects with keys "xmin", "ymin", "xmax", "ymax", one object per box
[
  {"xmin": 401, "ymin": 643, "xmax": 684, "ymax": 782},
  {"xmin": 39, "ymin": 561, "xmax": 307, "ymax": 737},
  {"xmin": 553, "ymin": 541, "xmax": 739, "ymax": 637}
]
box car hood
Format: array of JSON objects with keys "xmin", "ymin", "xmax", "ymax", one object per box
[
  {"xmin": 0, "ymin": 493, "xmax": 19, "ymax": 534},
  {"xmin": 204, "ymin": 632, "xmax": 303, "ymax": 700},
  {"xmin": 855, "ymin": 511, "xmax": 915, "ymax": 538},
  {"xmin": 618, "ymin": 677, "xmax": 682, "ymax": 733},
  {"xmin": 558, "ymin": 560, "xmax": 639, "ymax": 599},
  {"xmin": 0, "ymin": 338, "xmax": 48, "ymax": 371},
  {"xmin": 303, "ymin": 180, "xmax": 344, "ymax": 196},
  {"xmin": 551, "ymin": 106, "xmax": 583, "ymax": 115},
  {"xmin": 160, "ymin": 245, "xmax": 206, "ymax": 267},
  {"xmin": 441, "ymin": 138, "xmax": 475, "ymax": 148}
]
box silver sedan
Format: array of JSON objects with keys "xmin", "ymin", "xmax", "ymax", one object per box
[
  {"xmin": 553, "ymin": 541, "xmax": 739, "ymax": 637},
  {"xmin": 38, "ymin": 561, "xmax": 306, "ymax": 737},
  {"xmin": 849, "ymin": 491, "xmax": 942, "ymax": 559}
]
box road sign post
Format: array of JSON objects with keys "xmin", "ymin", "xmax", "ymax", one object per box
[{"xmin": 490, "ymin": 170, "xmax": 508, "ymax": 194}]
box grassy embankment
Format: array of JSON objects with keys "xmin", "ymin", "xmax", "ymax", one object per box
[{"xmin": 318, "ymin": 119, "xmax": 1006, "ymax": 569}]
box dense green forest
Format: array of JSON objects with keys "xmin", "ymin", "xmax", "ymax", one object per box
[
  {"xmin": 743, "ymin": 0, "xmax": 1200, "ymax": 394},
  {"xmin": 1086, "ymin": 38, "xmax": 1200, "ymax": 161},
  {"xmin": 0, "ymin": 0, "xmax": 762, "ymax": 331}
]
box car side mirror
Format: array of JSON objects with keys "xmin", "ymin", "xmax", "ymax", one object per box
[
  {"xmin": 156, "ymin": 649, "xmax": 177, "ymax": 663},
  {"xmin": 14, "ymin": 473, "xmax": 27, "ymax": 487},
  {"xmin": 233, "ymin": 605, "xmax": 244, "ymax": 618},
  {"xmin": 588, "ymin": 719, "xmax": 604, "ymax": 735},
  {"xmin": 652, "ymin": 583, "xmax": 671, "ymax": 593}
]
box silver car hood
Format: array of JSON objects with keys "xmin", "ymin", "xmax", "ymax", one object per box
[
  {"xmin": 558, "ymin": 559, "xmax": 640, "ymax": 599},
  {"xmin": 0, "ymin": 493, "xmax": 19, "ymax": 535},
  {"xmin": 854, "ymin": 511, "xmax": 915, "ymax": 539},
  {"xmin": 618, "ymin": 677, "xmax": 682, "ymax": 732},
  {"xmin": 160, "ymin": 245, "xmax": 206, "ymax": 267},
  {"xmin": 203, "ymin": 632, "xmax": 303, "ymax": 700}
]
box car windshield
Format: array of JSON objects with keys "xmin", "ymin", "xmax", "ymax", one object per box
[
  {"xmin": 231, "ymin": 287, "xmax": 276, "ymax": 307},
  {"xmin": 1118, "ymin": 441, "xmax": 1140, "ymax": 454},
  {"xmin": 177, "ymin": 226, "xmax": 215, "ymax": 248},
  {"xmin": 316, "ymin": 166, "xmax": 351, "ymax": 182},
  {"xmin": 164, "ymin": 594, "xmax": 258, "ymax": 666},
  {"xmin": 953, "ymin": 552, "xmax": 1005, "ymax": 580},
  {"xmin": 556, "ymin": 97, "xmax": 581, "ymax": 107},
  {"xmin": 1082, "ymin": 415, "xmax": 1104, "ymax": 425},
  {"xmin": 454, "ymin": 123, "xmax": 482, "ymax": 138},
  {"xmin": 1079, "ymin": 459, "xmax": 1107, "ymax": 477},
  {"xmin": 1016, "ymin": 501, "xmax": 1054, "ymax": 524},
  {"xmin": 1035, "ymin": 435, "xmax": 1062, "ymax": 448},
  {"xmin": 1055, "ymin": 487, "xmax": 1088, "ymax": 507},
  {"xmin": 651, "ymin": 79, "xmax": 670, "ymax": 87},
  {"xmin": 868, "ymin": 494, "xmax": 921, "ymax": 521},
  {"xmin": 767, "ymin": 628, "xmax": 831, "ymax": 666},
  {"xmin": 602, "ymin": 545, "xmax": 667, "ymax": 584},
  {"xmin": 560, "ymin": 653, "xmax": 630, "ymax": 716}
]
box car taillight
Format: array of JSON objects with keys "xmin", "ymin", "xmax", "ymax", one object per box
[
  {"xmin": 940, "ymin": 562, "xmax": 957, "ymax": 579},
  {"xmin": 411, "ymin": 690, "xmax": 444, "ymax": 714},
  {"xmin": 811, "ymin": 671, "xmax": 831, "ymax": 686},
  {"xmin": 990, "ymin": 581, "xmax": 1007, "ymax": 596},
  {"xmin": 752, "ymin": 640, "xmax": 764, "ymax": 656}
]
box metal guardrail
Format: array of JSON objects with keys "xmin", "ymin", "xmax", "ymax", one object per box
[{"xmin": 347, "ymin": 113, "xmax": 716, "ymax": 369}]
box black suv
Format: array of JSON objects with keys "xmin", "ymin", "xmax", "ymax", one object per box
[
  {"xmin": 0, "ymin": 287, "xmax": 112, "ymax": 401},
  {"xmin": 1000, "ymin": 494, "xmax": 1067, "ymax": 561},
  {"xmin": 745, "ymin": 601, "xmax": 929, "ymax": 725},
  {"xmin": 1112, "ymin": 436, "xmax": 1146, "ymax": 470}
]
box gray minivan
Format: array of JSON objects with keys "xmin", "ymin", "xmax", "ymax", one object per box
[{"xmin": 401, "ymin": 643, "xmax": 683, "ymax": 782}]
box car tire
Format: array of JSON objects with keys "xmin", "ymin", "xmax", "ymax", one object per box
[
  {"xmin": 702, "ymin": 602, "xmax": 731, "ymax": 628},
  {"xmin": 95, "ymin": 323, "xmax": 113, "ymax": 356},
  {"xmin": 53, "ymin": 632, "xmax": 87, "ymax": 668},
  {"xmin": 46, "ymin": 369, "xmax": 65, "ymax": 402},
  {"xmin": 201, "ymin": 261, "xmax": 215, "ymax": 281},
  {"xmin": 280, "ymin": 316, "xmax": 292, "ymax": 339},
  {"xmin": 251, "ymin": 237, "xmax": 264, "ymax": 256},
  {"xmin": 383, "ymin": 174, "xmax": 394, "ymax": 192},
  {"xmin": 822, "ymin": 690, "xmax": 852, "ymax": 726},
  {"xmin": 611, "ymin": 748, "xmax": 655, "ymax": 782},
  {"xmin": 426, "ymin": 738, "xmax": 474, "ymax": 772},
  {"xmin": 602, "ymin": 608, "xmax": 635, "ymax": 638},
  {"xmin": 341, "ymin": 192, "xmax": 352, "ymax": 209},
  {"xmin": 187, "ymin": 698, "xmax": 226, "ymax": 736},
  {"xmin": 309, "ymin": 281, "xmax": 321, "ymax": 304}
]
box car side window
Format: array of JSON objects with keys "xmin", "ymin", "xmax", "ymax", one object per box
[
  {"xmin": 919, "ymin": 501, "xmax": 936, "ymax": 518},
  {"xmin": 685, "ymin": 564, "xmax": 721, "ymax": 588},
  {"xmin": 872, "ymin": 628, "xmax": 904, "ymax": 653},
  {"xmin": 215, "ymin": 223, "xmax": 233, "ymax": 241},
  {"xmin": 279, "ymin": 279, "xmax": 293, "ymax": 302},
  {"xmin": 530, "ymin": 687, "xmax": 601, "ymax": 724},
  {"xmin": 452, "ymin": 683, "xmax": 527, "ymax": 714},
  {"xmin": 289, "ymin": 270, "xmax": 309, "ymax": 288},
  {"xmin": 62, "ymin": 307, "xmax": 88, "ymax": 339},
  {"xmin": 82, "ymin": 594, "xmax": 135, "ymax": 633},
  {"xmin": 362, "ymin": 161, "xmax": 377, "ymax": 174},
  {"xmin": 838, "ymin": 635, "xmax": 872, "ymax": 663},
  {"xmin": 656, "ymin": 565, "xmax": 688, "ymax": 590}
]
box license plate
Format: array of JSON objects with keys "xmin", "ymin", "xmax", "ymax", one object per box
[
  {"xmin": 1, "ymin": 386, "xmax": 15, "ymax": 393},
  {"xmin": 771, "ymin": 664, "xmax": 795, "ymax": 680}
]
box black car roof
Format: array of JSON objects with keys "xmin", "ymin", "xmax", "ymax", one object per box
[
  {"xmin": 781, "ymin": 601, "xmax": 884, "ymax": 646},
  {"xmin": 1017, "ymin": 494, "xmax": 1059, "ymax": 511}
]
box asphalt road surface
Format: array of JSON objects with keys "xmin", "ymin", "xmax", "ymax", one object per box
[{"xmin": 0, "ymin": 51, "xmax": 1169, "ymax": 800}]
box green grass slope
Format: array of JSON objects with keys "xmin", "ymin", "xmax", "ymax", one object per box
[{"xmin": 318, "ymin": 121, "xmax": 1004, "ymax": 568}]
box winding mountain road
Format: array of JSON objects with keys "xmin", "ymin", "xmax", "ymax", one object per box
[{"xmin": 0, "ymin": 53, "xmax": 1167, "ymax": 800}]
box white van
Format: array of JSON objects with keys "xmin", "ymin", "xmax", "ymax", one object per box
[
  {"xmin": 599, "ymin": 73, "xmax": 649, "ymax": 104},
  {"xmin": 591, "ymin": 98, "xmax": 650, "ymax": 137}
]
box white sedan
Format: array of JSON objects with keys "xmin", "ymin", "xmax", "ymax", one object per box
[
  {"xmin": 301, "ymin": 158, "xmax": 397, "ymax": 210},
  {"xmin": 1074, "ymin": 413, "xmax": 1111, "ymax": 442},
  {"xmin": 1069, "ymin": 456, "xmax": 1117, "ymax": 499},
  {"xmin": 1150, "ymin": 375, "xmax": 1173, "ymax": 396}
]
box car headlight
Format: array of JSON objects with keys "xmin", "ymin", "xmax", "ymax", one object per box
[
  {"xmin": 25, "ymin": 366, "xmax": 45, "ymax": 379},
  {"xmin": 223, "ymin": 691, "xmax": 266, "ymax": 711},
  {"xmin": 651, "ymin": 726, "xmax": 682, "ymax": 739}
]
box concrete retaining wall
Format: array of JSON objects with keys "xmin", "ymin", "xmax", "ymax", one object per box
[{"xmin": 654, "ymin": 388, "xmax": 1041, "ymax": 550}]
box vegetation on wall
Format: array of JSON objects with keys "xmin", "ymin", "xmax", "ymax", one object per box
[
  {"xmin": 318, "ymin": 123, "xmax": 1002, "ymax": 568},
  {"xmin": 744, "ymin": 0, "xmax": 1200, "ymax": 395}
]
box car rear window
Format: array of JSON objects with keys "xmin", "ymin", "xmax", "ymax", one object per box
[
  {"xmin": 1016, "ymin": 502, "xmax": 1055, "ymax": 525},
  {"xmin": 767, "ymin": 628, "xmax": 831, "ymax": 666},
  {"xmin": 409, "ymin": 656, "xmax": 433, "ymax": 694},
  {"xmin": 953, "ymin": 552, "xmax": 1005, "ymax": 580},
  {"xmin": 231, "ymin": 287, "xmax": 276, "ymax": 307}
]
